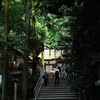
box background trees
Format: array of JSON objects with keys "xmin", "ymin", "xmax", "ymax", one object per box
[
  {"xmin": 1, "ymin": 0, "xmax": 100, "ymax": 99},
  {"xmin": 22, "ymin": 0, "xmax": 31, "ymax": 99},
  {"xmin": 64, "ymin": 0, "xmax": 100, "ymax": 99}
]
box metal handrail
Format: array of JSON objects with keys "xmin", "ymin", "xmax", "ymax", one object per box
[{"xmin": 33, "ymin": 75, "xmax": 44, "ymax": 100}]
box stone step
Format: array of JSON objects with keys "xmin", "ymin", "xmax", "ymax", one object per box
[
  {"xmin": 41, "ymin": 86, "xmax": 71, "ymax": 88},
  {"xmin": 40, "ymin": 88, "xmax": 71, "ymax": 90},
  {"xmin": 36, "ymin": 78, "xmax": 79, "ymax": 100},
  {"xmin": 39, "ymin": 92, "xmax": 77, "ymax": 95},
  {"xmin": 38, "ymin": 94, "xmax": 78, "ymax": 98},
  {"xmin": 40, "ymin": 90, "xmax": 72, "ymax": 92},
  {"xmin": 42, "ymin": 85, "xmax": 69, "ymax": 87},
  {"xmin": 39, "ymin": 90, "xmax": 72, "ymax": 92},
  {"xmin": 36, "ymin": 97, "xmax": 79, "ymax": 100}
]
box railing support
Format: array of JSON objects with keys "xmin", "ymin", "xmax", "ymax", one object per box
[{"xmin": 33, "ymin": 76, "xmax": 44, "ymax": 100}]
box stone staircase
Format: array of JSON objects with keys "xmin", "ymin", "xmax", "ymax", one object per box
[{"xmin": 36, "ymin": 78, "xmax": 79, "ymax": 100}]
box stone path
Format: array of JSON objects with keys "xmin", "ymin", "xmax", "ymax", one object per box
[{"xmin": 36, "ymin": 78, "xmax": 79, "ymax": 100}]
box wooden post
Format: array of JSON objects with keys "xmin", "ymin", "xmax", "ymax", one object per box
[{"xmin": 41, "ymin": 51, "xmax": 44, "ymax": 72}]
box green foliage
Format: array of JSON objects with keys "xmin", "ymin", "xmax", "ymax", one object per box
[
  {"xmin": 0, "ymin": 1, "xmax": 4, "ymax": 41},
  {"xmin": 8, "ymin": 1, "xmax": 25, "ymax": 48},
  {"xmin": 9, "ymin": 3, "xmax": 25, "ymax": 34},
  {"xmin": 1, "ymin": 0, "xmax": 100, "ymax": 99},
  {"xmin": 28, "ymin": 74, "xmax": 39, "ymax": 89},
  {"xmin": 63, "ymin": 0, "xmax": 100, "ymax": 99},
  {"xmin": 35, "ymin": 10, "xmax": 70, "ymax": 47},
  {"xmin": 0, "ymin": 0, "xmax": 72, "ymax": 55}
]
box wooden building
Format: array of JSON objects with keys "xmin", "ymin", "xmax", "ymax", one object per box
[{"xmin": 38, "ymin": 44, "xmax": 64, "ymax": 73}]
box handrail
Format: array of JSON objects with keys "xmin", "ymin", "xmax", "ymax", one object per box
[{"xmin": 33, "ymin": 75, "xmax": 44, "ymax": 100}]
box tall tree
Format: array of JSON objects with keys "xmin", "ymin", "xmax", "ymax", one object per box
[
  {"xmin": 31, "ymin": 0, "xmax": 37, "ymax": 68},
  {"xmin": 22, "ymin": 0, "xmax": 30, "ymax": 99},
  {"xmin": 2, "ymin": 0, "xmax": 9, "ymax": 99},
  {"xmin": 64, "ymin": 0, "xmax": 100, "ymax": 99}
]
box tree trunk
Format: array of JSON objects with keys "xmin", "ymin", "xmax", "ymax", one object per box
[
  {"xmin": 2, "ymin": 0, "xmax": 9, "ymax": 99},
  {"xmin": 32, "ymin": 0, "xmax": 37, "ymax": 70},
  {"xmin": 22, "ymin": 0, "xmax": 30, "ymax": 100}
]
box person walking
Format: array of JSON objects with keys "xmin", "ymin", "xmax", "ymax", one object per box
[
  {"xmin": 43, "ymin": 71, "xmax": 48, "ymax": 86},
  {"xmin": 61, "ymin": 63, "xmax": 67, "ymax": 79},
  {"xmin": 55, "ymin": 70, "xmax": 59, "ymax": 85}
]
